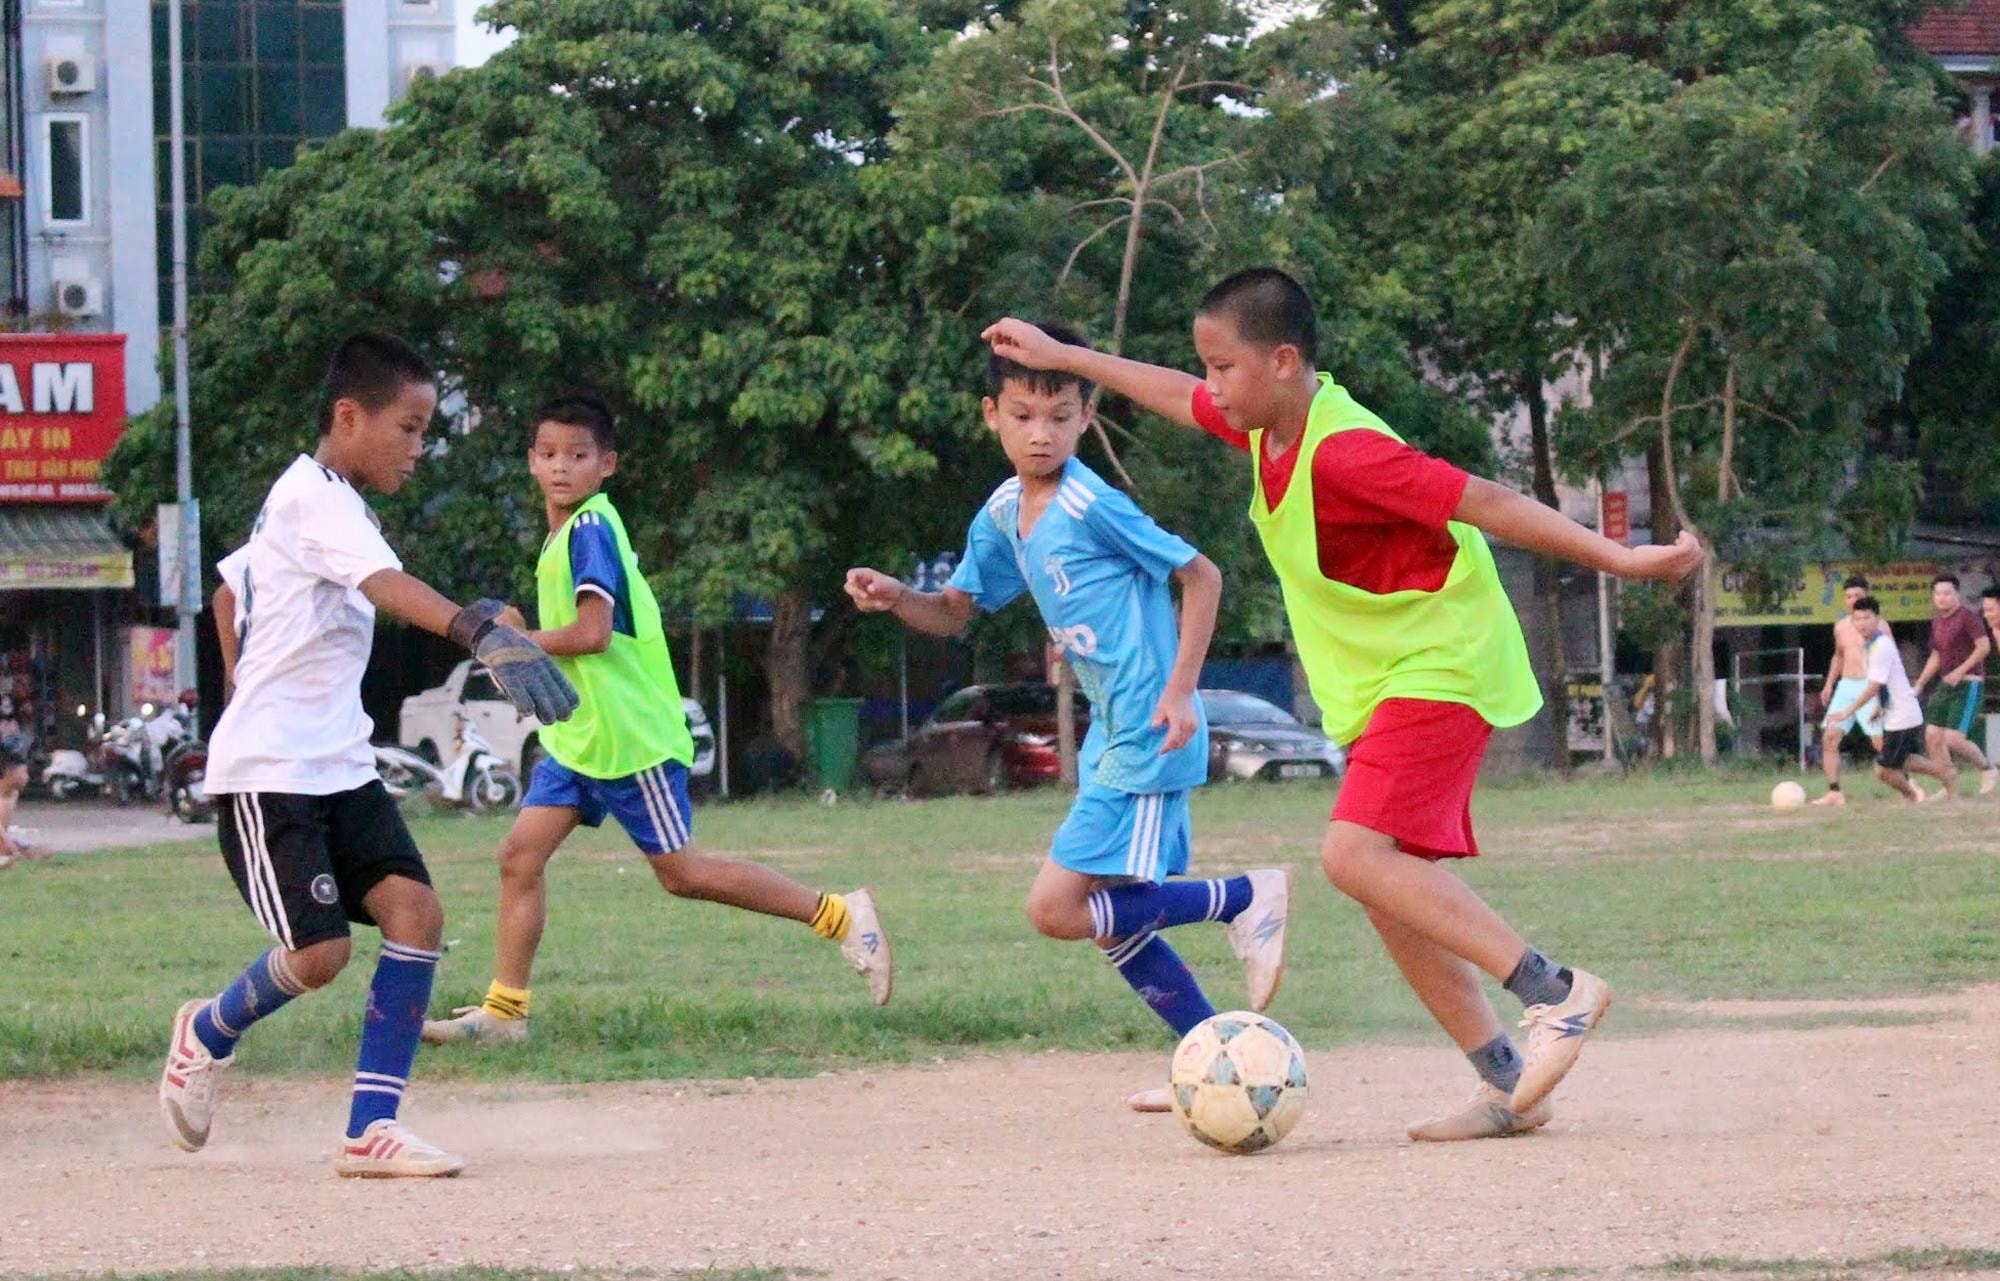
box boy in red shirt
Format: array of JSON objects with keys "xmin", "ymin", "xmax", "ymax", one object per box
[{"xmin": 984, "ymin": 269, "xmax": 1702, "ymax": 1139}]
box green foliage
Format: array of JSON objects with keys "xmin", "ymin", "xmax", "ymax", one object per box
[{"xmin": 1909, "ymin": 157, "xmax": 2000, "ymax": 521}]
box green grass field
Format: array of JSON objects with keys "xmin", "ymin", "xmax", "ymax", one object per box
[{"xmin": 4, "ymin": 769, "xmax": 1997, "ymax": 1082}]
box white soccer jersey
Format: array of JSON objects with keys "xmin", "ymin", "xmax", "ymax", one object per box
[
  {"xmin": 206, "ymin": 455, "xmax": 402, "ymax": 796},
  {"xmin": 1864, "ymin": 630, "xmax": 1925, "ymax": 733}
]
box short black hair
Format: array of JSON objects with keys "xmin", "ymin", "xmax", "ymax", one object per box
[
  {"xmin": 1983, "ymin": 585, "xmax": 1999, "ymax": 603},
  {"xmin": 1197, "ymin": 267, "xmax": 1318, "ymax": 363},
  {"xmin": 1853, "ymin": 594, "xmax": 1882, "ymax": 614},
  {"xmin": 1936, "ymin": 572, "xmax": 1960, "ymax": 588},
  {"xmin": 533, "ymin": 394, "xmax": 618, "ymax": 452},
  {"xmin": 986, "ymin": 321, "xmax": 1095, "ymax": 403},
  {"xmin": 317, "ymin": 332, "xmax": 434, "ymax": 435},
  {"xmin": 1842, "ymin": 574, "xmax": 1869, "ymax": 591},
  {"xmin": 0, "ymin": 744, "xmax": 24, "ymax": 773}
]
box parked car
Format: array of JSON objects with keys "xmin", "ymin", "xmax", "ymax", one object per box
[
  {"xmin": 863, "ymin": 682, "xmax": 1091, "ymax": 797},
  {"xmin": 397, "ymin": 660, "xmax": 716, "ymax": 783},
  {"xmin": 1200, "ymin": 688, "xmax": 1345, "ymax": 782}
]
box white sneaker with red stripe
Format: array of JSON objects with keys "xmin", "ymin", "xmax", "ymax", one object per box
[
  {"xmin": 335, "ymin": 1118, "xmax": 465, "ymax": 1178},
  {"xmin": 159, "ymin": 998, "xmax": 233, "ymax": 1153}
]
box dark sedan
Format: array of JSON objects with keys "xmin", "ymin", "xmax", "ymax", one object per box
[
  {"xmin": 1201, "ymin": 688, "xmax": 1346, "ymax": 782},
  {"xmin": 863, "ymin": 683, "xmax": 1091, "ymax": 797}
]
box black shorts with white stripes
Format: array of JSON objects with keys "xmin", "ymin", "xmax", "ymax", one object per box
[{"xmin": 216, "ymin": 781, "xmax": 430, "ymax": 951}]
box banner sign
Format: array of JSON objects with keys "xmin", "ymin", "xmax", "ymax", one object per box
[
  {"xmin": 1601, "ymin": 491, "xmax": 1629, "ymax": 545},
  {"xmin": 129, "ymin": 626, "xmax": 177, "ymax": 707},
  {"xmin": 0, "ymin": 333, "xmax": 128, "ymax": 503},
  {"xmin": 1714, "ymin": 561, "xmax": 1939, "ymax": 627}
]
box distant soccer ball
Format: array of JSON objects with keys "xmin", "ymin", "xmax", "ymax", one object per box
[
  {"xmin": 1771, "ymin": 780, "xmax": 1807, "ymax": 811},
  {"xmin": 1168, "ymin": 1010, "xmax": 1309, "ymax": 1155}
]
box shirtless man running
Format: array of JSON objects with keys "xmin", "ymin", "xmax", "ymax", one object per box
[{"xmin": 1815, "ymin": 574, "xmax": 1888, "ymax": 807}]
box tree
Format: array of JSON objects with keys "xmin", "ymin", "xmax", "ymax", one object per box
[
  {"xmin": 108, "ymin": 0, "xmax": 992, "ymax": 758},
  {"xmin": 887, "ymin": 0, "xmax": 1490, "ymax": 762},
  {"xmin": 1532, "ymin": 27, "xmax": 1971, "ymax": 760}
]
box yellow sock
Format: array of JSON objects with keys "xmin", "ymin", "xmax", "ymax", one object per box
[
  {"xmin": 481, "ymin": 980, "xmax": 531, "ymax": 1021},
  {"xmin": 809, "ymin": 892, "xmax": 851, "ymax": 942}
]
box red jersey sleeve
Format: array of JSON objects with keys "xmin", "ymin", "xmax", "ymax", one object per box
[
  {"xmin": 1312, "ymin": 430, "xmax": 1469, "ymax": 529},
  {"xmin": 1191, "ymin": 385, "xmax": 1250, "ymax": 452}
]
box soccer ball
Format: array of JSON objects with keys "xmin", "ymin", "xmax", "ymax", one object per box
[
  {"xmin": 1168, "ymin": 1010, "xmax": 1309, "ymax": 1155},
  {"xmin": 1771, "ymin": 780, "xmax": 1807, "ymax": 811}
]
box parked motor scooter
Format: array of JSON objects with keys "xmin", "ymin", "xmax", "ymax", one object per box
[
  {"xmin": 42, "ymin": 707, "xmax": 108, "ymax": 800},
  {"xmin": 160, "ymin": 690, "xmax": 214, "ymax": 823},
  {"xmin": 373, "ymin": 712, "xmax": 520, "ymax": 814}
]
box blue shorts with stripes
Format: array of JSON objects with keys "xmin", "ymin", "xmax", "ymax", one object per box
[
  {"xmin": 524, "ymin": 757, "xmax": 694, "ymax": 856},
  {"xmin": 1048, "ymin": 784, "xmax": 1191, "ymax": 883}
]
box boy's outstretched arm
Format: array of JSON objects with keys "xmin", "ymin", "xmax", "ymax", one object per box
[
  {"xmin": 1154, "ymin": 553, "xmax": 1221, "ymax": 752},
  {"xmin": 359, "ymin": 569, "xmax": 578, "ymax": 722},
  {"xmin": 214, "ymin": 583, "xmax": 239, "ymax": 693},
  {"xmin": 1453, "ymin": 477, "xmax": 1705, "ymax": 583},
  {"xmin": 845, "ymin": 567, "xmax": 978, "ymax": 637},
  {"xmin": 983, "ymin": 318, "xmax": 1204, "ymax": 430}
]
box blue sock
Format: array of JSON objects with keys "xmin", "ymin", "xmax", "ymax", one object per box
[
  {"xmin": 1087, "ymin": 876, "xmax": 1253, "ymax": 941},
  {"xmin": 1503, "ymin": 948, "xmax": 1574, "ymax": 1010},
  {"xmin": 1100, "ymin": 931, "xmax": 1217, "ymax": 1036},
  {"xmin": 1467, "ymin": 1033, "xmax": 1523, "ymax": 1093},
  {"xmin": 193, "ymin": 948, "xmax": 306, "ymax": 1058},
  {"xmin": 346, "ymin": 940, "xmax": 440, "ymax": 1139}
]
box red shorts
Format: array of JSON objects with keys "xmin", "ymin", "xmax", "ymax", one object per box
[{"xmin": 1331, "ymin": 698, "xmax": 1494, "ymax": 858}]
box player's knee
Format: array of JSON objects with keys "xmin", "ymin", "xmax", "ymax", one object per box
[
  {"xmin": 649, "ymin": 851, "xmax": 702, "ymax": 897},
  {"xmin": 496, "ymin": 834, "xmax": 549, "ymax": 887},
  {"xmin": 1022, "ymin": 890, "xmax": 1083, "ymax": 940},
  {"xmin": 1320, "ymin": 834, "xmax": 1369, "ymax": 895},
  {"xmin": 288, "ymin": 936, "xmax": 351, "ymax": 989}
]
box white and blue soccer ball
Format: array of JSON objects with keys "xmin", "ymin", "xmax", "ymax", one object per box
[{"xmin": 1168, "ymin": 1010, "xmax": 1309, "ymax": 1154}]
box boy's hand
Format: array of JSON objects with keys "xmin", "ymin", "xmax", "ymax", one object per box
[
  {"xmin": 1151, "ymin": 688, "xmax": 1200, "ymax": 754},
  {"xmin": 981, "ymin": 318, "xmax": 1070, "ymax": 371},
  {"xmin": 1622, "ymin": 531, "xmax": 1705, "ymax": 583},
  {"xmin": 845, "ymin": 568, "xmax": 906, "ymax": 613},
  {"xmin": 497, "ymin": 605, "xmax": 529, "ymax": 632},
  {"xmin": 447, "ymin": 598, "xmax": 579, "ymax": 723}
]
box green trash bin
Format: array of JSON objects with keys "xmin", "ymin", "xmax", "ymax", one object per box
[{"xmin": 805, "ymin": 697, "xmax": 864, "ymax": 794}]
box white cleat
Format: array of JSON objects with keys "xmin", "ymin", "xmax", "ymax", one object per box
[
  {"xmin": 1512, "ymin": 968, "xmax": 1613, "ymax": 1113},
  {"xmin": 1408, "ymin": 1082, "xmax": 1552, "ymax": 1142},
  {"xmin": 1126, "ymin": 1086, "xmax": 1173, "ymax": 1114},
  {"xmin": 336, "ymin": 1118, "xmax": 465, "ymax": 1178},
  {"xmin": 1810, "ymin": 790, "xmax": 1846, "ymax": 807},
  {"xmin": 1225, "ymin": 867, "xmax": 1291, "ymax": 1011},
  {"xmin": 421, "ymin": 1005, "xmax": 529, "ymax": 1046},
  {"xmin": 840, "ymin": 888, "xmax": 894, "ymax": 1006},
  {"xmin": 160, "ymin": 999, "xmax": 233, "ymax": 1153}
]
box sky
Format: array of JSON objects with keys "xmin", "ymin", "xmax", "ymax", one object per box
[{"xmin": 455, "ymin": 4, "xmax": 515, "ymax": 68}]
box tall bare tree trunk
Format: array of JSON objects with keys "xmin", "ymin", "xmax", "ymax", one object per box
[
  {"xmin": 765, "ymin": 585, "xmax": 811, "ymax": 762},
  {"xmin": 1524, "ymin": 379, "xmax": 1573, "ymax": 775},
  {"xmin": 1692, "ymin": 362, "xmax": 1739, "ymax": 764},
  {"xmin": 1648, "ymin": 434, "xmax": 1682, "ymax": 759}
]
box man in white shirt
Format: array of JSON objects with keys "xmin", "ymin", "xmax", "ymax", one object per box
[
  {"xmin": 158, "ymin": 333, "xmax": 576, "ymax": 1179},
  {"xmin": 1827, "ymin": 596, "xmax": 1955, "ymax": 803}
]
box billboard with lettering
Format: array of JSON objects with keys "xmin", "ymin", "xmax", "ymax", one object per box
[{"xmin": 0, "ymin": 333, "xmax": 128, "ymax": 503}]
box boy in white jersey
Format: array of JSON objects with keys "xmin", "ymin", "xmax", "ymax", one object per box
[
  {"xmin": 845, "ymin": 323, "xmax": 1290, "ymax": 1112},
  {"xmin": 160, "ymin": 333, "xmax": 577, "ymax": 1178},
  {"xmin": 1828, "ymin": 596, "xmax": 1954, "ymax": 803}
]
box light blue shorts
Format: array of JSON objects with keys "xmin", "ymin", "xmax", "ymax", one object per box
[
  {"xmin": 1824, "ymin": 677, "xmax": 1885, "ymax": 737},
  {"xmin": 1049, "ymin": 784, "xmax": 1191, "ymax": 883}
]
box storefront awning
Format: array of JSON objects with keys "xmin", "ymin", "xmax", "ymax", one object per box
[{"xmin": 0, "ymin": 506, "xmax": 133, "ymax": 590}]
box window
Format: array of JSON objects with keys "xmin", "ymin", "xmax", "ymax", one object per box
[{"xmin": 43, "ymin": 115, "xmax": 87, "ymax": 226}]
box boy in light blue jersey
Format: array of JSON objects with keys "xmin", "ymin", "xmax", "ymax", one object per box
[{"xmin": 846, "ymin": 322, "xmax": 1290, "ymax": 1111}]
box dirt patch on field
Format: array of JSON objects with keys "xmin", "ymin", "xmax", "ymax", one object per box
[{"xmin": 7, "ymin": 995, "xmax": 2000, "ymax": 1281}]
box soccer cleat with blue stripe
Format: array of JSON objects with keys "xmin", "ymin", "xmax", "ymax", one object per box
[
  {"xmin": 1511, "ymin": 968, "xmax": 1612, "ymax": 1113},
  {"xmin": 160, "ymin": 999, "xmax": 234, "ymax": 1153},
  {"xmin": 839, "ymin": 888, "xmax": 894, "ymax": 1005},
  {"xmin": 1224, "ymin": 867, "xmax": 1291, "ymax": 1011},
  {"xmin": 1408, "ymin": 1082, "xmax": 1552, "ymax": 1142},
  {"xmin": 420, "ymin": 1005, "xmax": 530, "ymax": 1046}
]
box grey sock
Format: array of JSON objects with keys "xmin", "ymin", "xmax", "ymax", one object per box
[
  {"xmin": 1504, "ymin": 947, "xmax": 1574, "ymax": 1009},
  {"xmin": 1466, "ymin": 1033, "xmax": 1522, "ymax": 1094}
]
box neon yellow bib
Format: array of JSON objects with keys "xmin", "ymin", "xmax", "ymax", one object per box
[
  {"xmin": 534, "ymin": 493, "xmax": 694, "ymax": 778},
  {"xmin": 1247, "ymin": 376, "xmax": 1541, "ymax": 745}
]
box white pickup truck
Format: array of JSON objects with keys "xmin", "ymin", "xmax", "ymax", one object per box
[{"xmin": 397, "ymin": 660, "xmax": 716, "ymax": 784}]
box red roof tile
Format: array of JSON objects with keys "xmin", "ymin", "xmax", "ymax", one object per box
[{"xmin": 1911, "ymin": 1, "xmax": 2000, "ymax": 56}]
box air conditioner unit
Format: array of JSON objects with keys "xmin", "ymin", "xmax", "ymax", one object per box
[
  {"xmin": 52, "ymin": 276, "xmax": 103, "ymax": 319},
  {"xmin": 47, "ymin": 55, "xmax": 97, "ymax": 96},
  {"xmin": 400, "ymin": 61, "xmax": 445, "ymax": 91}
]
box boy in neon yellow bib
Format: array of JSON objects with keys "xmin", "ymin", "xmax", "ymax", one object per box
[
  {"xmin": 982, "ymin": 270, "xmax": 1702, "ymax": 1140},
  {"xmin": 424, "ymin": 397, "xmax": 892, "ymax": 1046}
]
